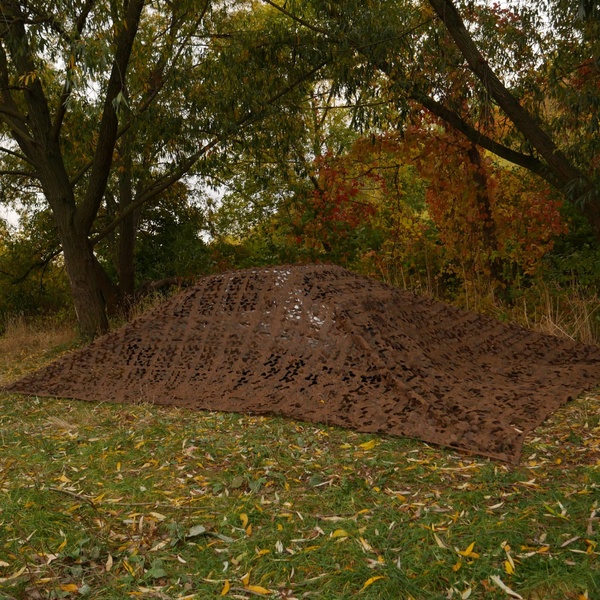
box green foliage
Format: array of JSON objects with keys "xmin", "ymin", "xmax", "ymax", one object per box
[{"xmin": 0, "ymin": 216, "xmax": 71, "ymax": 323}]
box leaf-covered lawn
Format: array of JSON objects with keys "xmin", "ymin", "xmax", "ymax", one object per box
[{"xmin": 0, "ymin": 339, "xmax": 598, "ymax": 599}]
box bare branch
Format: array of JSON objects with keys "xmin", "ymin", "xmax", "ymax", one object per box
[
  {"xmin": 0, "ymin": 144, "xmax": 32, "ymax": 164},
  {"xmin": 0, "ymin": 168, "xmax": 36, "ymax": 176}
]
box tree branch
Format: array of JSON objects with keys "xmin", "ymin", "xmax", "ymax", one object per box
[
  {"xmin": 51, "ymin": 0, "xmax": 96, "ymax": 142},
  {"xmin": 76, "ymin": 0, "xmax": 145, "ymax": 235},
  {"xmin": 0, "ymin": 144, "xmax": 33, "ymax": 164},
  {"xmin": 92, "ymin": 56, "xmax": 331, "ymax": 246},
  {"xmin": 411, "ymin": 91, "xmax": 558, "ymax": 186},
  {"xmin": 0, "ymin": 168, "xmax": 35, "ymax": 176},
  {"xmin": 0, "ymin": 42, "xmax": 36, "ymax": 151},
  {"xmin": 427, "ymin": 0, "xmax": 591, "ymax": 195}
]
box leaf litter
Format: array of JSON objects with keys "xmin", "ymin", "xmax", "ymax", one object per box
[{"xmin": 0, "ymin": 345, "xmax": 599, "ymax": 598}]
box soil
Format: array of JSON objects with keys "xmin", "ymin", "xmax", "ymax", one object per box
[{"xmin": 4, "ymin": 264, "xmax": 600, "ymax": 463}]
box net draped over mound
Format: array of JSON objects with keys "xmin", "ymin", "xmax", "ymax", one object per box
[{"xmin": 4, "ymin": 264, "xmax": 600, "ymax": 462}]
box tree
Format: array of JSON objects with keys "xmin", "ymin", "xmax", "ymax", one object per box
[
  {"xmin": 0, "ymin": 0, "xmax": 328, "ymax": 336},
  {"xmin": 259, "ymin": 0, "xmax": 600, "ymax": 240}
]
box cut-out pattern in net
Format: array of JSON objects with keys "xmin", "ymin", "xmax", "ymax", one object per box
[{"xmin": 4, "ymin": 264, "xmax": 600, "ymax": 463}]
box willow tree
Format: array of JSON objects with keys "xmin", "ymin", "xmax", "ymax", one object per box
[
  {"xmin": 0, "ymin": 0, "xmax": 326, "ymax": 336},
  {"xmin": 0, "ymin": 0, "xmax": 201, "ymax": 335}
]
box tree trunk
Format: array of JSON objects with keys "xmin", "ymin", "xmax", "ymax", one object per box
[
  {"xmin": 465, "ymin": 144, "xmax": 510, "ymax": 296},
  {"xmin": 60, "ymin": 229, "xmax": 110, "ymax": 337},
  {"xmin": 34, "ymin": 155, "xmax": 114, "ymax": 337}
]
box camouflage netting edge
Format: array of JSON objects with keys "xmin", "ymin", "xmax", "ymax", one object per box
[{"xmin": 4, "ymin": 264, "xmax": 600, "ymax": 463}]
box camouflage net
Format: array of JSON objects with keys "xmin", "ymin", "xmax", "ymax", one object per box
[{"xmin": 5, "ymin": 264, "xmax": 600, "ymax": 462}]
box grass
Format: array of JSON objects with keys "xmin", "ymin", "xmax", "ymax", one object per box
[{"xmin": 0, "ymin": 322, "xmax": 599, "ymax": 599}]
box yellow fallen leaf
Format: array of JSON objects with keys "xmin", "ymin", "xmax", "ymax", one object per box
[
  {"xmin": 256, "ymin": 549, "xmax": 270, "ymax": 556},
  {"xmin": 56, "ymin": 539, "xmax": 67, "ymax": 553},
  {"xmin": 58, "ymin": 474, "xmax": 71, "ymax": 483},
  {"xmin": 240, "ymin": 513, "xmax": 249, "ymax": 529},
  {"xmin": 149, "ymin": 512, "xmax": 167, "ymax": 521},
  {"xmin": 358, "ymin": 537, "xmax": 374, "ymax": 552},
  {"xmin": 340, "ymin": 443, "xmax": 352, "ymax": 449},
  {"xmin": 246, "ymin": 524, "xmax": 253, "ymax": 536},
  {"xmin": 359, "ymin": 439, "xmax": 377, "ymax": 450},
  {"xmin": 220, "ymin": 580, "xmax": 230, "ymax": 596},
  {"xmin": 116, "ymin": 462, "xmax": 121, "ymax": 472},
  {"xmin": 60, "ymin": 584, "xmax": 79, "ymax": 593},
  {"xmin": 122, "ymin": 560, "xmax": 135, "ymax": 576},
  {"xmin": 504, "ymin": 559, "xmax": 515, "ymax": 575},
  {"xmin": 331, "ymin": 529, "xmax": 349, "ymax": 538},
  {"xmin": 0, "ymin": 565, "xmax": 26, "ymax": 583},
  {"xmin": 452, "ymin": 561, "xmax": 462, "ymax": 572},
  {"xmin": 458, "ymin": 542, "xmax": 476, "ymax": 557},
  {"xmin": 246, "ymin": 585, "xmax": 272, "ymax": 595},
  {"xmin": 240, "ymin": 571, "xmax": 251, "ymax": 586},
  {"xmin": 361, "ymin": 575, "xmax": 384, "ymax": 590}
]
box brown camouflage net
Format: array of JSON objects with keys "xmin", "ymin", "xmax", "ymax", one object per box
[{"xmin": 4, "ymin": 264, "xmax": 600, "ymax": 462}]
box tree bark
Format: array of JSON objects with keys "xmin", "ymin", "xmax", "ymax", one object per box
[{"xmin": 60, "ymin": 228, "xmax": 110, "ymax": 337}]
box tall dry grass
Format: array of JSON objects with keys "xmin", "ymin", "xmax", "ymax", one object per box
[{"xmin": 0, "ymin": 315, "xmax": 77, "ymax": 383}]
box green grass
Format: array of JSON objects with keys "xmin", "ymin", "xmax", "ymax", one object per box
[{"xmin": 0, "ymin": 331, "xmax": 599, "ymax": 599}]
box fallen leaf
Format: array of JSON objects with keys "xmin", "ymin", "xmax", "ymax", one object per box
[
  {"xmin": 360, "ymin": 575, "xmax": 384, "ymax": 590},
  {"xmin": 490, "ymin": 575, "xmax": 523, "ymax": 599},
  {"xmin": 220, "ymin": 580, "xmax": 230, "ymax": 596},
  {"xmin": 359, "ymin": 439, "xmax": 377, "ymax": 450},
  {"xmin": 458, "ymin": 542, "xmax": 478, "ymax": 557},
  {"xmin": 358, "ymin": 537, "xmax": 374, "ymax": 552},
  {"xmin": 187, "ymin": 525, "xmax": 207, "ymax": 538},
  {"xmin": 240, "ymin": 513, "xmax": 249, "ymax": 529},
  {"xmin": 246, "ymin": 585, "xmax": 272, "ymax": 595},
  {"xmin": 0, "ymin": 565, "xmax": 26, "ymax": 583},
  {"xmin": 60, "ymin": 584, "xmax": 78, "ymax": 592},
  {"xmin": 331, "ymin": 529, "xmax": 349, "ymax": 538},
  {"xmin": 122, "ymin": 560, "xmax": 135, "ymax": 576},
  {"xmin": 149, "ymin": 512, "xmax": 167, "ymax": 521}
]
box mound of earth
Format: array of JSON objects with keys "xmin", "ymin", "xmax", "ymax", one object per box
[{"xmin": 4, "ymin": 264, "xmax": 600, "ymax": 462}]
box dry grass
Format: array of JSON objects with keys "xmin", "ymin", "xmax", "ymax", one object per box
[
  {"xmin": 527, "ymin": 285, "xmax": 600, "ymax": 345},
  {"xmin": 0, "ymin": 315, "xmax": 77, "ymax": 384}
]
